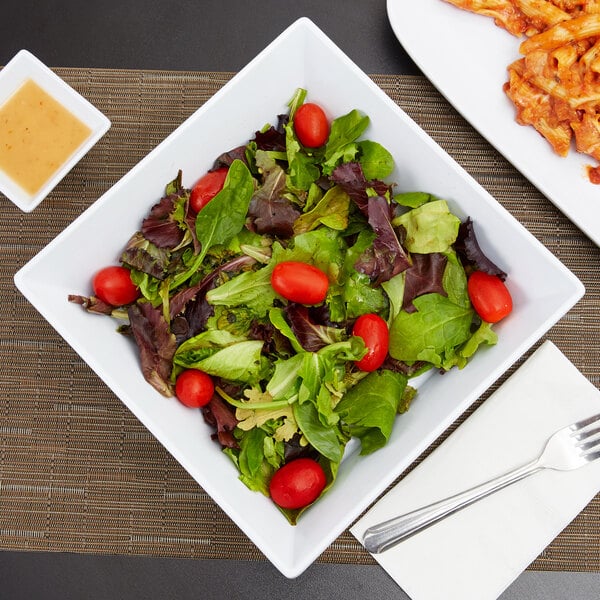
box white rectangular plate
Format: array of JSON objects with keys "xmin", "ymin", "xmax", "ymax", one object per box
[
  {"xmin": 14, "ymin": 18, "xmax": 584, "ymax": 578},
  {"xmin": 387, "ymin": 0, "xmax": 600, "ymax": 247}
]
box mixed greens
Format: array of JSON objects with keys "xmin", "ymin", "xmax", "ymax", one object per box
[{"xmin": 70, "ymin": 88, "xmax": 508, "ymax": 524}]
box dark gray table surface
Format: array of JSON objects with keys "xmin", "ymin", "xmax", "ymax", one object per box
[{"xmin": 1, "ymin": 1, "xmax": 599, "ymax": 598}]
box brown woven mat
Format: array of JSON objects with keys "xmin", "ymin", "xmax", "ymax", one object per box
[{"xmin": 1, "ymin": 68, "xmax": 599, "ymax": 570}]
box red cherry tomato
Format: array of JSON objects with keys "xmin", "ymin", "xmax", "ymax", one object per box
[
  {"xmin": 189, "ymin": 167, "xmax": 229, "ymax": 213},
  {"xmin": 93, "ymin": 266, "xmax": 140, "ymax": 306},
  {"xmin": 175, "ymin": 369, "xmax": 215, "ymax": 408},
  {"xmin": 293, "ymin": 102, "xmax": 330, "ymax": 148},
  {"xmin": 269, "ymin": 458, "xmax": 327, "ymax": 510},
  {"xmin": 271, "ymin": 261, "xmax": 329, "ymax": 305},
  {"xmin": 352, "ymin": 313, "xmax": 389, "ymax": 372},
  {"xmin": 467, "ymin": 271, "xmax": 513, "ymax": 323}
]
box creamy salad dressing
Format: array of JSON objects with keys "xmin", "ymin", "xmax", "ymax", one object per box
[{"xmin": 0, "ymin": 78, "xmax": 91, "ymax": 196}]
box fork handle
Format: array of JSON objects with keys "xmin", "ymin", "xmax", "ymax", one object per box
[{"xmin": 362, "ymin": 459, "xmax": 542, "ymax": 554}]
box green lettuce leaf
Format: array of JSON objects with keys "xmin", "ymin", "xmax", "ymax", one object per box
[
  {"xmin": 205, "ymin": 264, "xmax": 277, "ymax": 317},
  {"xmin": 293, "ymin": 185, "xmax": 350, "ymax": 234},
  {"xmin": 393, "ymin": 199, "xmax": 460, "ymax": 254},
  {"xmin": 174, "ymin": 340, "xmax": 266, "ymax": 384},
  {"xmin": 459, "ymin": 320, "xmax": 498, "ymax": 359}
]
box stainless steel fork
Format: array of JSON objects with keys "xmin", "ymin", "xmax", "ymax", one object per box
[{"xmin": 363, "ymin": 412, "xmax": 600, "ymax": 554}]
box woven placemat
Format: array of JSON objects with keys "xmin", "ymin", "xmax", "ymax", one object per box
[{"xmin": 1, "ymin": 69, "xmax": 599, "ymax": 570}]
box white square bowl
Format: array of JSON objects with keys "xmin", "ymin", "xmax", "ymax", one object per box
[
  {"xmin": 13, "ymin": 18, "xmax": 584, "ymax": 577},
  {"xmin": 0, "ymin": 49, "xmax": 111, "ymax": 211}
]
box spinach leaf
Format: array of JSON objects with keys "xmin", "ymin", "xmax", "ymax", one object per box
[
  {"xmin": 324, "ymin": 109, "xmax": 370, "ymax": 162},
  {"xmin": 389, "ymin": 293, "xmax": 474, "ymax": 368},
  {"xmin": 293, "ymin": 400, "xmax": 343, "ymax": 463},
  {"xmin": 268, "ymin": 308, "xmax": 305, "ymax": 354},
  {"xmin": 170, "ymin": 160, "xmax": 254, "ymax": 290},
  {"xmin": 237, "ymin": 427, "xmax": 273, "ymax": 495},
  {"xmin": 285, "ymin": 123, "xmax": 320, "ymax": 192},
  {"xmin": 196, "ymin": 160, "xmax": 255, "ymax": 261},
  {"xmin": 357, "ymin": 140, "xmax": 394, "ymax": 180},
  {"xmin": 336, "ymin": 370, "xmax": 408, "ymax": 455},
  {"xmin": 239, "ymin": 427, "xmax": 268, "ymax": 479},
  {"xmin": 442, "ymin": 249, "xmax": 470, "ymax": 309},
  {"xmin": 381, "ymin": 272, "xmax": 405, "ymax": 323},
  {"xmin": 393, "ymin": 191, "xmax": 438, "ymax": 209}
]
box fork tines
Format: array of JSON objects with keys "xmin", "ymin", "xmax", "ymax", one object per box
[{"xmin": 570, "ymin": 412, "xmax": 600, "ymax": 461}]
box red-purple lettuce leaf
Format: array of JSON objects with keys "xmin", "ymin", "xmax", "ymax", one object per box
[
  {"xmin": 212, "ymin": 145, "xmax": 249, "ymax": 170},
  {"xmin": 141, "ymin": 194, "xmax": 186, "ymax": 249},
  {"xmin": 284, "ymin": 304, "xmax": 346, "ymax": 352},
  {"xmin": 455, "ymin": 217, "xmax": 506, "ymax": 280},
  {"xmin": 246, "ymin": 164, "xmax": 301, "ymax": 238},
  {"xmin": 354, "ymin": 195, "xmax": 411, "ymax": 286},
  {"xmin": 140, "ymin": 171, "xmax": 191, "ymax": 250},
  {"xmin": 330, "ymin": 162, "xmax": 391, "ymax": 216},
  {"xmin": 248, "ymin": 320, "xmax": 294, "ymax": 357},
  {"xmin": 67, "ymin": 294, "xmax": 114, "ymax": 315},
  {"xmin": 128, "ymin": 302, "xmax": 177, "ymax": 397},
  {"xmin": 402, "ymin": 252, "xmax": 448, "ymax": 313},
  {"xmin": 252, "ymin": 116, "xmax": 288, "ymax": 152},
  {"xmin": 121, "ymin": 232, "xmax": 171, "ymax": 280},
  {"xmin": 201, "ymin": 395, "xmax": 240, "ymax": 449},
  {"xmin": 381, "ymin": 355, "xmax": 431, "ymax": 378}
]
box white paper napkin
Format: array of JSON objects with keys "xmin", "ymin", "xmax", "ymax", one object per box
[{"xmin": 351, "ymin": 340, "xmax": 600, "ymax": 600}]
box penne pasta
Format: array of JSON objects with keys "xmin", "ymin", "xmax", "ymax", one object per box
[
  {"xmin": 442, "ymin": 0, "xmax": 532, "ymax": 35},
  {"xmin": 443, "ymin": 0, "xmax": 595, "ymax": 34},
  {"xmin": 444, "ymin": 0, "xmax": 600, "ymax": 182},
  {"xmin": 516, "ymin": 0, "xmax": 571, "ymax": 27},
  {"xmin": 520, "ymin": 14, "xmax": 600, "ymax": 51}
]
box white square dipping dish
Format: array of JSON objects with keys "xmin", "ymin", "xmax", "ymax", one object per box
[
  {"xmin": 14, "ymin": 18, "xmax": 584, "ymax": 578},
  {"xmin": 0, "ymin": 49, "xmax": 111, "ymax": 212}
]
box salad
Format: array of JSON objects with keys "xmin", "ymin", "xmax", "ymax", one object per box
[{"xmin": 70, "ymin": 88, "xmax": 512, "ymax": 524}]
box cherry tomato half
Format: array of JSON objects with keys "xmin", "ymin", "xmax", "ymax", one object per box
[
  {"xmin": 293, "ymin": 102, "xmax": 330, "ymax": 148},
  {"xmin": 93, "ymin": 266, "xmax": 140, "ymax": 306},
  {"xmin": 189, "ymin": 167, "xmax": 229, "ymax": 213},
  {"xmin": 467, "ymin": 271, "xmax": 513, "ymax": 323},
  {"xmin": 271, "ymin": 261, "xmax": 329, "ymax": 305},
  {"xmin": 269, "ymin": 458, "xmax": 327, "ymax": 510},
  {"xmin": 352, "ymin": 313, "xmax": 389, "ymax": 372},
  {"xmin": 175, "ymin": 369, "xmax": 215, "ymax": 408}
]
